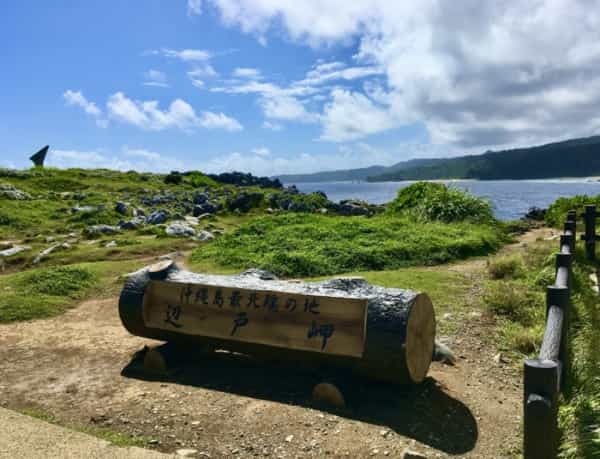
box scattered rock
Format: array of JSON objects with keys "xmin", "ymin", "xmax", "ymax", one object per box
[
  {"xmin": 115, "ymin": 201, "xmax": 129, "ymax": 215},
  {"xmin": 166, "ymin": 223, "xmax": 196, "ymax": 238},
  {"xmin": 119, "ymin": 217, "xmax": 146, "ymax": 230},
  {"xmin": 193, "ymin": 192, "xmax": 209, "ymax": 204},
  {"xmin": 133, "ymin": 208, "xmax": 146, "ymax": 217},
  {"xmin": 285, "ymin": 435, "xmax": 294, "ymax": 443},
  {"xmin": 432, "ymin": 341, "xmax": 457, "ymax": 365},
  {"xmin": 193, "ymin": 202, "xmax": 218, "ymax": 216},
  {"xmin": 0, "ymin": 183, "xmax": 31, "ymax": 200},
  {"xmin": 33, "ymin": 244, "xmax": 60, "ymax": 264},
  {"xmin": 333, "ymin": 200, "xmax": 372, "ymax": 216},
  {"xmin": 147, "ymin": 210, "xmax": 169, "ymax": 225},
  {"xmin": 402, "ymin": 450, "xmax": 427, "ymax": 459},
  {"xmin": 0, "ymin": 245, "xmax": 31, "ymax": 258},
  {"xmin": 177, "ymin": 449, "xmax": 199, "ymax": 457},
  {"xmin": 493, "ymin": 352, "xmax": 507, "ymax": 364},
  {"xmin": 195, "ymin": 230, "xmax": 215, "ymax": 242},
  {"xmin": 71, "ymin": 205, "xmax": 99, "ymax": 213},
  {"xmin": 84, "ymin": 225, "xmax": 121, "ymax": 237},
  {"xmin": 523, "ymin": 207, "xmax": 547, "ymax": 221},
  {"xmin": 105, "ymin": 240, "xmax": 117, "ymax": 248}
]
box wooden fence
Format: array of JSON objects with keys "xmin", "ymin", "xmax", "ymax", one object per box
[{"xmin": 523, "ymin": 205, "xmax": 597, "ymax": 458}]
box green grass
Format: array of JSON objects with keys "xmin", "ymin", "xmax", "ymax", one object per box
[
  {"xmin": 558, "ymin": 254, "xmax": 600, "ymax": 458},
  {"xmin": 0, "ymin": 260, "xmax": 145, "ymax": 322},
  {"xmin": 483, "ymin": 242, "xmax": 555, "ymax": 356},
  {"xmin": 190, "ymin": 213, "xmax": 506, "ymax": 277},
  {"xmin": 545, "ymin": 193, "xmax": 600, "ymax": 227},
  {"xmin": 19, "ymin": 407, "xmax": 150, "ymax": 448}
]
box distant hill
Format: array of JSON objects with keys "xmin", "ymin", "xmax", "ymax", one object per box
[
  {"xmin": 277, "ymin": 159, "xmax": 438, "ymax": 183},
  {"xmin": 276, "ymin": 136, "xmax": 600, "ymax": 183}
]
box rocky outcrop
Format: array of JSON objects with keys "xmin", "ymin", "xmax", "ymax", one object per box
[
  {"xmin": 0, "ymin": 183, "xmax": 31, "ymax": 200},
  {"xmin": 165, "ymin": 222, "xmax": 196, "ymax": 237},
  {"xmin": 84, "ymin": 225, "xmax": 121, "ymax": 237},
  {"xmin": 146, "ymin": 210, "xmax": 169, "ymax": 225}
]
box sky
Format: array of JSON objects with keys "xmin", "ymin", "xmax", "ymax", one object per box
[{"xmin": 2, "ymin": 1, "xmax": 600, "ymax": 176}]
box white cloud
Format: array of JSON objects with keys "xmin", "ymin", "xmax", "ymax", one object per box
[
  {"xmin": 48, "ymin": 147, "xmax": 186, "ymax": 172},
  {"xmin": 320, "ymin": 88, "xmax": 397, "ymax": 142},
  {"xmin": 232, "ymin": 67, "xmax": 262, "ymax": 79},
  {"xmin": 198, "ymin": 111, "xmax": 243, "ymax": 131},
  {"xmin": 212, "ymin": 80, "xmax": 318, "ymax": 122},
  {"xmin": 187, "ymin": 0, "xmax": 202, "ymax": 16},
  {"xmin": 63, "ymin": 90, "xmax": 102, "ymax": 117},
  {"xmin": 207, "ymin": 0, "xmax": 600, "ymax": 150},
  {"xmin": 106, "ymin": 92, "xmax": 243, "ymax": 132},
  {"xmin": 155, "ymin": 48, "xmax": 211, "ymax": 62},
  {"xmin": 262, "ymin": 120, "xmax": 283, "ymax": 131},
  {"xmin": 143, "ymin": 69, "xmax": 169, "ymax": 88},
  {"xmin": 251, "ymin": 147, "xmax": 271, "ymax": 156}
]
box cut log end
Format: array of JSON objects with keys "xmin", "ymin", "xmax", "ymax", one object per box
[
  {"xmin": 311, "ymin": 382, "xmax": 345, "ymax": 408},
  {"xmin": 405, "ymin": 293, "xmax": 436, "ymax": 383}
]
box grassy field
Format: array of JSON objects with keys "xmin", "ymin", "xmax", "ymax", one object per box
[
  {"xmin": 0, "ymin": 260, "xmax": 145, "ymax": 322},
  {"xmin": 190, "ymin": 213, "xmax": 507, "ymax": 277}
]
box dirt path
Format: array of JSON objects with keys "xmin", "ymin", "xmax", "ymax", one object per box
[{"xmin": 0, "ymin": 229, "xmax": 555, "ymax": 458}]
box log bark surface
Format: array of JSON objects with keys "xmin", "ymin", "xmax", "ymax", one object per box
[{"xmin": 119, "ymin": 262, "xmax": 436, "ymax": 384}]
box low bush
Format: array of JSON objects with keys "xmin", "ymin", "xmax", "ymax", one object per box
[
  {"xmin": 487, "ymin": 255, "xmax": 525, "ymax": 279},
  {"xmin": 387, "ymin": 182, "xmax": 494, "ymax": 223},
  {"xmin": 21, "ymin": 266, "xmax": 95, "ymax": 296},
  {"xmin": 545, "ymin": 193, "xmax": 600, "ymax": 227}
]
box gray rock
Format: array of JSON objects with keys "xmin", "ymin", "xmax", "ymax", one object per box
[
  {"xmin": 334, "ymin": 200, "xmax": 371, "ymax": 216},
  {"xmin": 432, "ymin": 341, "xmax": 457, "ymax": 366},
  {"xmin": 402, "ymin": 450, "xmax": 427, "ymax": 459},
  {"xmin": 195, "ymin": 230, "xmax": 215, "ymax": 242},
  {"xmin": 84, "ymin": 225, "xmax": 121, "ymax": 237},
  {"xmin": 176, "ymin": 449, "xmax": 199, "ymax": 457},
  {"xmin": 146, "ymin": 210, "xmax": 169, "ymax": 225},
  {"xmin": 0, "ymin": 245, "xmax": 31, "ymax": 258},
  {"xmin": 119, "ymin": 216, "xmax": 146, "ymax": 230},
  {"xmin": 0, "ymin": 183, "xmax": 31, "ymax": 200},
  {"xmin": 193, "ymin": 192, "xmax": 209, "ymax": 204},
  {"xmin": 193, "ymin": 202, "xmax": 217, "ymax": 216},
  {"xmin": 33, "ymin": 244, "xmax": 60, "ymax": 264},
  {"xmin": 72, "ymin": 205, "xmax": 99, "ymax": 213},
  {"xmin": 115, "ymin": 201, "xmax": 129, "ymax": 215},
  {"xmin": 166, "ymin": 223, "xmax": 196, "ymax": 237},
  {"xmin": 105, "ymin": 240, "xmax": 118, "ymax": 248},
  {"xmin": 133, "ymin": 208, "xmax": 146, "ymax": 217}
]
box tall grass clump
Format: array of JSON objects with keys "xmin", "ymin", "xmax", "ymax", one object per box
[{"xmin": 387, "ymin": 182, "xmax": 495, "ymax": 223}]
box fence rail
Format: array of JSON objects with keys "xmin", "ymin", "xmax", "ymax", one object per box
[{"xmin": 523, "ymin": 204, "xmax": 597, "ymax": 459}]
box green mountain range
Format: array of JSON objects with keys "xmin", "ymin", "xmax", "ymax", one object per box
[{"xmin": 277, "ymin": 136, "xmax": 600, "ymax": 183}]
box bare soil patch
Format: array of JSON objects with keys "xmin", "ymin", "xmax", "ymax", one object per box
[{"xmin": 0, "ymin": 230, "xmax": 553, "ymax": 457}]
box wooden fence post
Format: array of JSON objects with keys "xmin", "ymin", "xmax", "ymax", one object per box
[
  {"xmin": 582, "ymin": 204, "xmax": 597, "ymax": 261},
  {"xmin": 547, "ymin": 285, "xmax": 570, "ymax": 391},
  {"xmin": 524, "ymin": 359, "xmax": 559, "ymax": 459}
]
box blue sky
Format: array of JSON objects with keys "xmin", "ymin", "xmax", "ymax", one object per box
[{"xmin": 2, "ymin": 1, "xmax": 599, "ymax": 175}]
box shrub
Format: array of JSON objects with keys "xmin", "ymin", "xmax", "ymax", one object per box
[
  {"xmin": 545, "ymin": 193, "xmax": 600, "ymax": 227},
  {"xmin": 487, "ymin": 255, "xmax": 525, "ymax": 279},
  {"xmin": 20, "ymin": 266, "xmax": 95, "ymax": 297},
  {"xmin": 164, "ymin": 171, "xmax": 183, "ymax": 185},
  {"xmin": 388, "ymin": 182, "xmax": 494, "ymax": 223}
]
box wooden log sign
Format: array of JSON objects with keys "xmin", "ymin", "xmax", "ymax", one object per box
[
  {"xmin": 142, "ymin": 280, "xmax": 368, "ymax": 357},
  {"xmin": 119, "ymin": 261, "xmax": 436, "ymax": 384}
]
